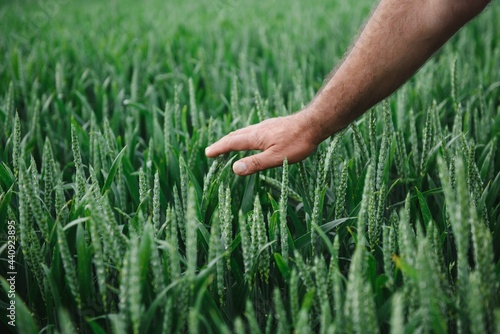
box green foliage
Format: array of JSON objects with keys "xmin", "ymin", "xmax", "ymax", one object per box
[{"xmin": 0, "ymin": 0, "xmax": 499, "ymax": 333}]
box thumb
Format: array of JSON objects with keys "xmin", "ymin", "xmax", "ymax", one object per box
[{"xmin": 232, "ymin": 150, "xmax": 283, "ymax": 176}]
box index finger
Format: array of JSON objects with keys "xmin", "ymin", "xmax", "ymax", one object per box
[{"xmin": 205, "ymin": 130, "xmax": 261, "ymax": 158}]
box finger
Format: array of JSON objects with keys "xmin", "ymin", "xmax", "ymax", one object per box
[
  {"xmin": 232, "ymin": 149, "xmax": 284, "ymax": 176},
  {"xmin": 205, "ymin": 132, "xmax": 261, "ymax": 158}
]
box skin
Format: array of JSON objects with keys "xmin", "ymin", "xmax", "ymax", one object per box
[{"xmin": 205, "ymin": 0, "xmax": 492, "ymax": 176}]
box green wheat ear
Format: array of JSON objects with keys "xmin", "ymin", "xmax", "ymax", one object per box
[
  {"xmin": 71, "ymin": 124, "xmax": 86, "ymax": 204},
  {"xmin": 186, "ymin": 184, "xmax": 198, "ymax": 289},
  {"xmin": 152, "ymin": 171, "xmax": 161, "ymax": 231},
  {"xmin": 88, "ymin": 203, "xmax": 107, "ymax": 309},
  {"xmin": 42, "ymin": 138, "xmax": 55, "ymax": 215},
  {"xmin": 4, "ymin": 81, "xmax": 14, "ymax": 135},
  {"xmin": 390, "ymin": 292, "xmax": 405, "ymax": 332},
  {"xmin": 12, "ymin": 111, "xmax": 21, "ymax": 177},
  {"xmin": 217, "ymin": 181, "xmax": 233, "ymax": 270},
  {"xmin": 253, "ymin": 196, "xmax": 270, "ymax": 283},
  {"xmin": 273, "ymin": 287, "xmax": 288, "ymax": 334},
  {"xmin": 239, "ymin": 208, "xmax": 253, "ymax": 283},
  {"xmin": 57, "ymin": 219, "xmax": 82, "ymax": 310},
  {"xmin": 314, "ymin": 254, "xmax": 331, "ymax": 326},
  {"xmin": 279, "ymin": 158, "xmax": 289, "ymax": 261}
]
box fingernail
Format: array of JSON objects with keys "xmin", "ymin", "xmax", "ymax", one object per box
[
  {"xmin": 205, "ymin": 146, "xmax": 212, "ymax": 156},
  {"xmin": 233, "ymin": 161, "xmax": 248, "ymax": 174}
]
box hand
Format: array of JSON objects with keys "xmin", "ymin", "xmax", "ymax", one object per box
[{"xmin": 205, "ymin": 112, "xmax": 320, "ymax": 175}]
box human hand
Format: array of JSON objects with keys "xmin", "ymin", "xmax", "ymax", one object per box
[{"xmin": 205, "ymin": 112, "xmax": 320, "ymax": 175}]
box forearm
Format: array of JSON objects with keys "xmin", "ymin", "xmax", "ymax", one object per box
[{"xmin": 304, "ymin": 0, "xmax": 490, "ymax": 143}]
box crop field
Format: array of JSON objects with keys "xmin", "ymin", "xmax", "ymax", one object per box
[{"xmin": 0, "ymin": 0, "xmax": 499, "ymax": 333}]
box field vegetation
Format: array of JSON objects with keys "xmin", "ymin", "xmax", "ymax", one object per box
[{"xmin": 0, "ymin": 0, "xmax": 499, "ymax": 333}]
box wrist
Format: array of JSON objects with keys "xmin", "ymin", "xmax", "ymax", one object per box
[{"xmin": 299, "ymin": 103, "xmax": 345, "ymax": 145}]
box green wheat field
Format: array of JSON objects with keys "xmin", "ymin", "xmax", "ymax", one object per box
[{"xmin": 0, "ymin": 0, "xmax": 499, "ymax": 333}]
